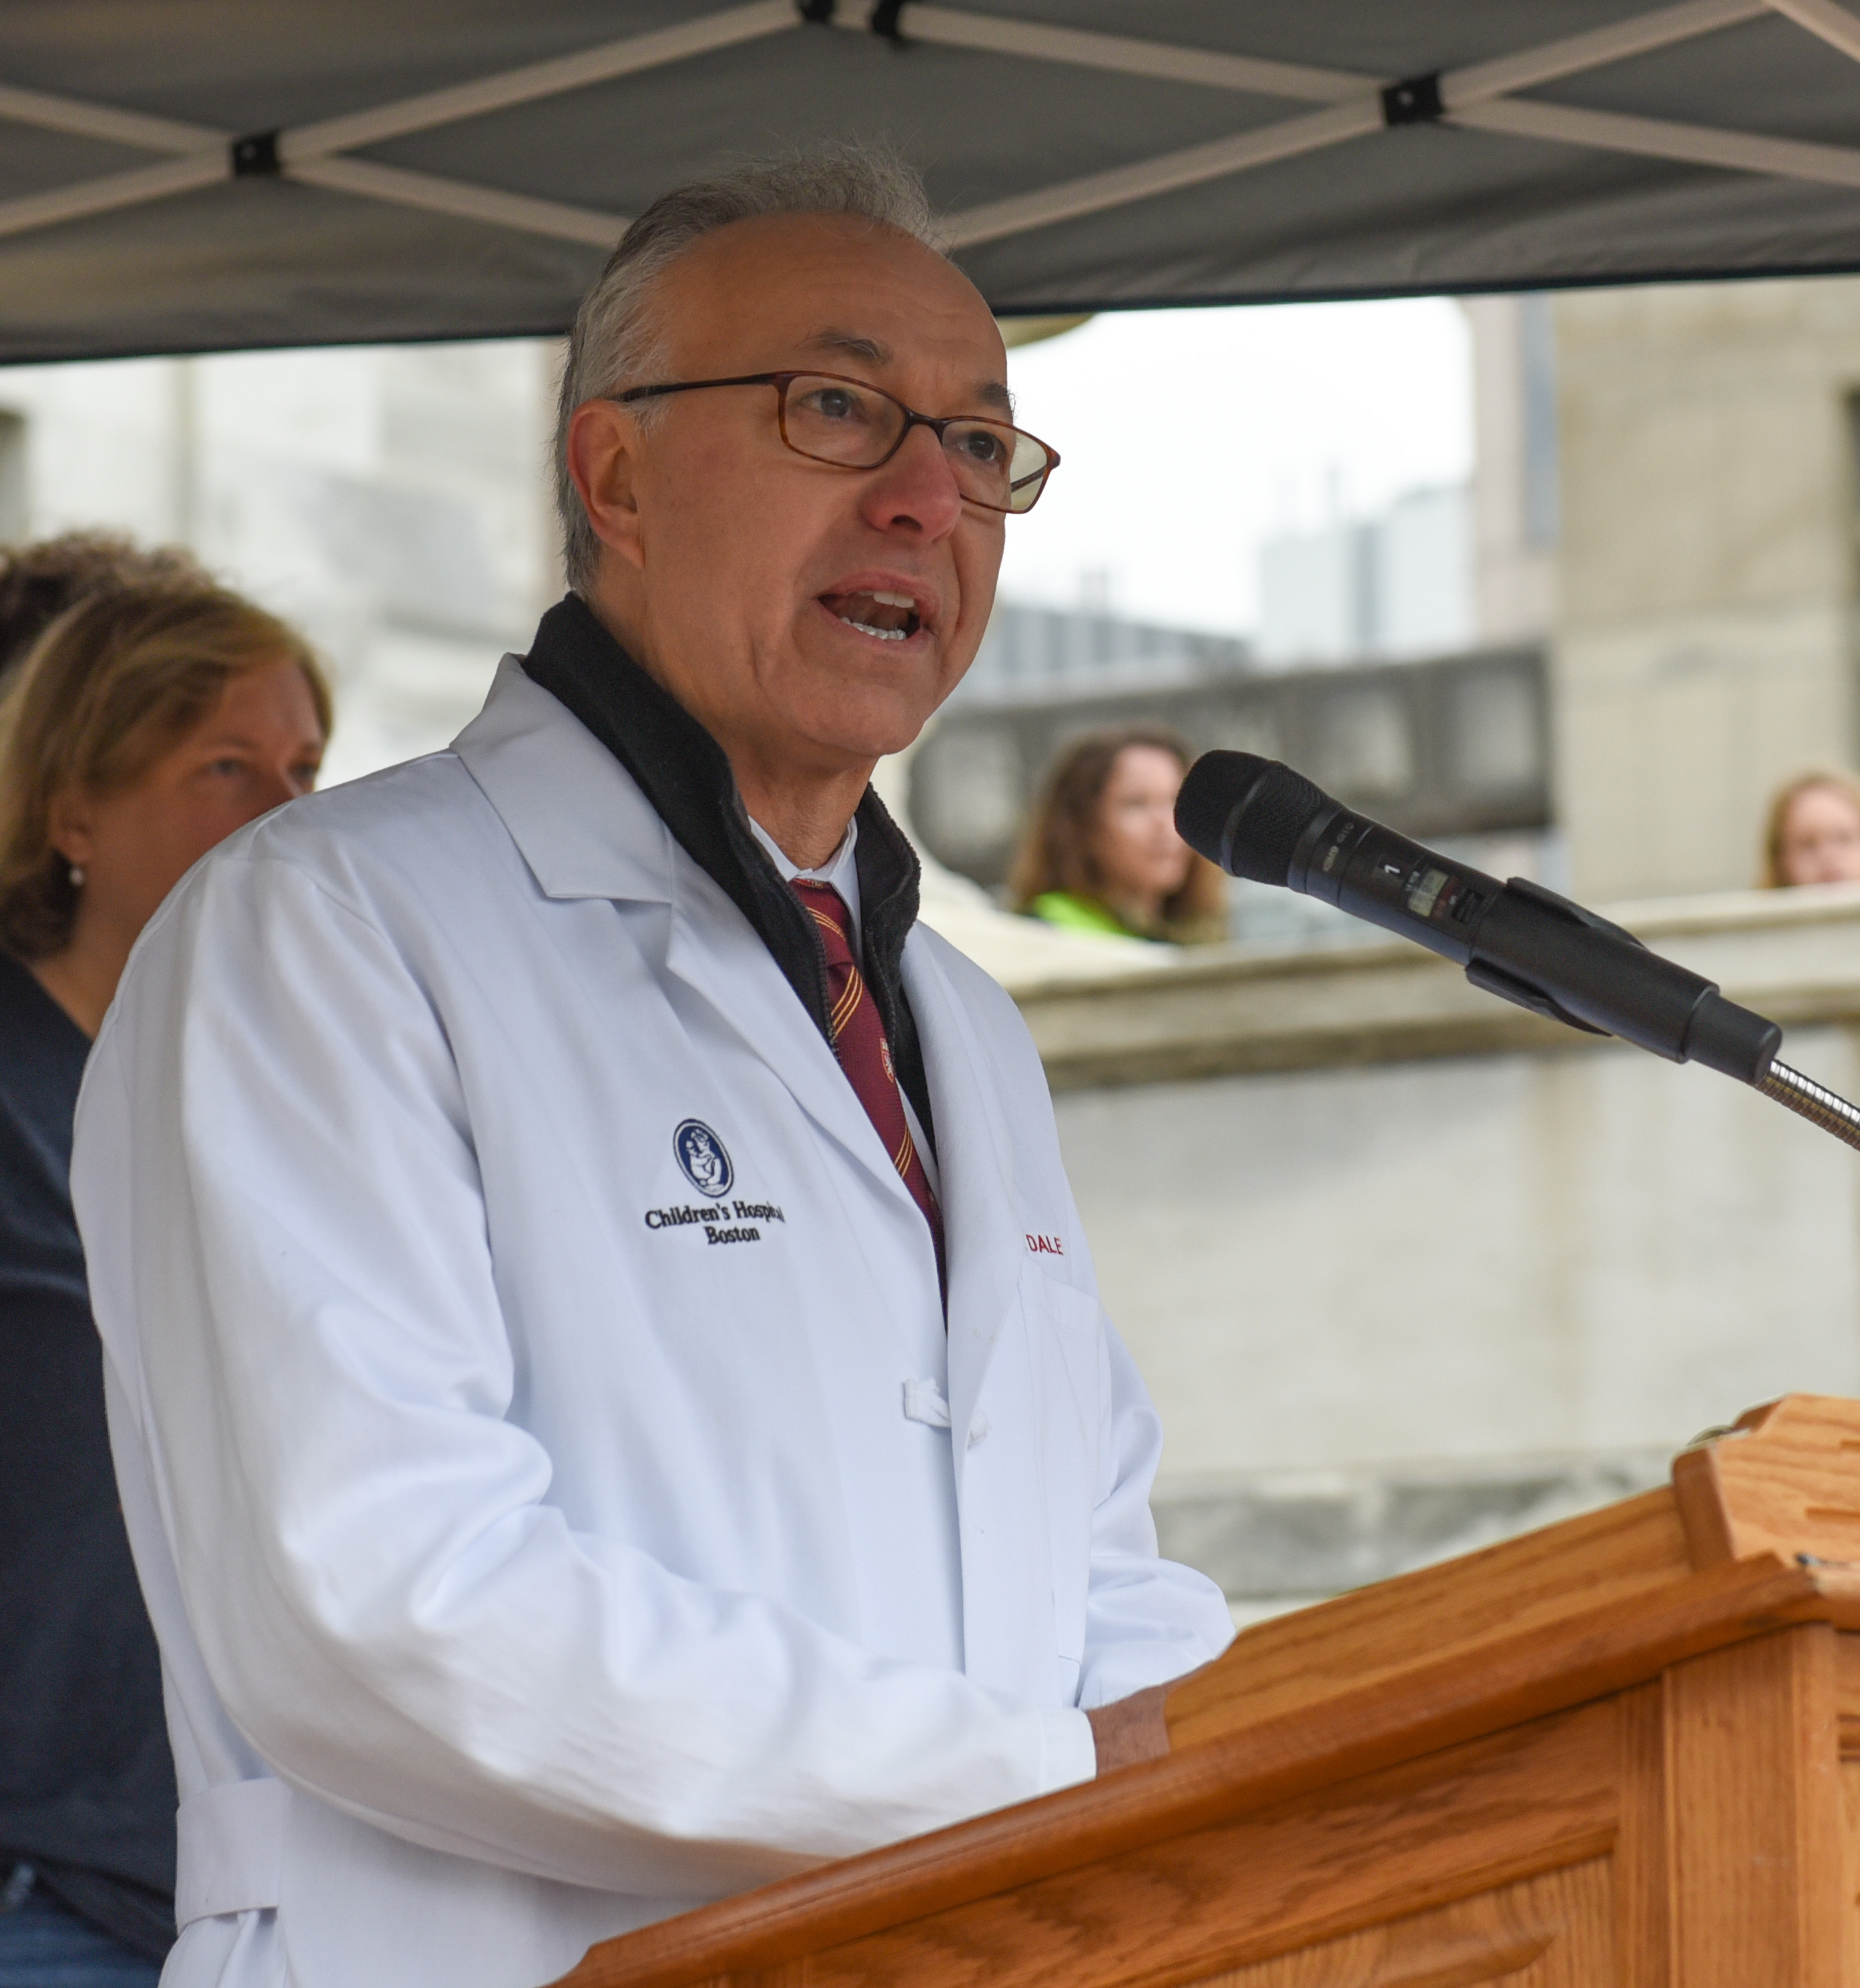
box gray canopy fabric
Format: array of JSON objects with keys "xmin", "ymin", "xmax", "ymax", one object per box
[{"xmin": 2, "ymin": 0, "xmax": 1859, "ymax": 362}]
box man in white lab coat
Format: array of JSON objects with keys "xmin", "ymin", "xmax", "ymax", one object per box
[{"xmin": 73, "ymin": 148, "xmax": 1234, "ymax": 1988}]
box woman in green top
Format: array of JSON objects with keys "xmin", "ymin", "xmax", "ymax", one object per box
[{"xmin": 1009, "ymin": 724, "xmax": 1227, "ymax": 945}]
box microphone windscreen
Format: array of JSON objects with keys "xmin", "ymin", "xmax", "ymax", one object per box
[{"xmin": 1175, "ymin": 751, "xmax": 1330, "ymax": 885}]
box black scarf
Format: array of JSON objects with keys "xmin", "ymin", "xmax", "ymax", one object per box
[{"xmin": 520, "ymin": 595, "xmax": 936, "ymax": 1151}]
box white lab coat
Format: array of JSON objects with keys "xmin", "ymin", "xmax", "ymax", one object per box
[{"xmin": 73, "ymin": 659, "xmax": 1233, "ymax": 1988}]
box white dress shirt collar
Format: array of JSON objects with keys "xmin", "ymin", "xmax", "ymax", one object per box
[
  {"xmin": 745, "ymin": 811, "xmax": 937, "ymax": 1195},
  {"xmin": 748, "ymin": 814, "xmax": 862, "ymax": 952}
]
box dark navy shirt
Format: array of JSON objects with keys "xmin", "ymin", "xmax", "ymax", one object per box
[{"xmin": 0, "ymin": 947, "xmax": 174, "ymax": 1959}]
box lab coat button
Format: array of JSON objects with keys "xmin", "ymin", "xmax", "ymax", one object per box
[{"xmin": 902, "ymin": 1379, "xmax": 952, "ymax": 1429}]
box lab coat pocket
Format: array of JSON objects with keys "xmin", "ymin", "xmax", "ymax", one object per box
[{"xmin": 1025, "ymin": 1270, "xmax": 1103, "ymax": 1686}]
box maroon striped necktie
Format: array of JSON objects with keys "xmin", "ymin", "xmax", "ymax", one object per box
[{"xmin": 790, "ymin": 879, "xmax": 945, "ymax": 1286}]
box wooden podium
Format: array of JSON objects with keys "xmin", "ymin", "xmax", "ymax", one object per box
[{"xmin": 556, "ymin": 1394, "xmax": 1860, "ymax": 1988}]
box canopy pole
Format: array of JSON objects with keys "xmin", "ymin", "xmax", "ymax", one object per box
[
  {"xmin": 286, "ymin": 156, "xmax": 625, "ymax": 247},
  {"xmin": 832, "ymin": 7, "xmax": 1373, "ymax": 101},
  {"xmin": 1441, "ymin": 0, "xmax": 1769, "ymax": 100},
  {"xmin": 0, "ymin": 0, "xmax": 1855, "ymax": 263},
  {"xmin": 1761, "ymin": 0, "xmax": 1860, "ymax": 64},
  {"xmin": 0, "ymin": 154, "xmax": 225, "ymax": 244},
  {"xmin": 1450, "ymin": 97, "xmax": 1860, "ymax": 191},
  {"xmin": 278, "ymin": 1, "xmax": 799, "ymax": 164},
  {"xmin": 943, "ymin": 102, "xmax": 1383, "ymax": 251}
]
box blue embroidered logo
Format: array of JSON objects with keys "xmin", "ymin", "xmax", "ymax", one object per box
[{"xmin": 673, "ymin": 1119, "xmax": 734, "ymax": 1198}]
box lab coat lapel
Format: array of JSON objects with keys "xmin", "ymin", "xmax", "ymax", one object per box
[
  {"xmin": 661, "ymin": 868, "xmax": 906, "ymax": 1192},
  {"xmin": 452, "ymin": 659, "xmax": 675, "ymax": 907},
  {"xmin": 462, "ymin": 660, "xmax": 929, "ymax": 1216}
]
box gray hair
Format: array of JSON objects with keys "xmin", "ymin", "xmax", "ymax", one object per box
[{"xmin": 553, "ymin": 144, "xmax": 946, "ymax": 595}]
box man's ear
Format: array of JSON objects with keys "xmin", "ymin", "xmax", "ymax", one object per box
[
  {"xmin": 567, "ymin": 400, "xmax": 647, "ymax": 575},
  {"xmin": 46, "ymin": 786, "xmax": 95, "ymax": 869}
]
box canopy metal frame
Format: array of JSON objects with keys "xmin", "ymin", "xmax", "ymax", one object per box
[{"xmin": 2, "ymin": 0, "xmax": 1858, "ymax": 267}]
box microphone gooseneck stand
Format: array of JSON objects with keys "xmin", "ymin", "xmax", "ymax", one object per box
[
  {"xmin": 1757, "ymin": 1061, "xmax": 1860, "ymax": 1154},
  {"xmin": 1173, "ymin": 748, "xmax": 1860, "ymax": 1160}
]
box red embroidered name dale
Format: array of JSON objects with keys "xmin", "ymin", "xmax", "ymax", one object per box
[{"xmin": 1025, "ymin": 1233, "xmax": 1064, "ymax": 1256}]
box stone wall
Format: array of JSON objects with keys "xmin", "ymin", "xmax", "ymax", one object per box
[{"xmin": 985, "ymin": 887, "xmax": 1860, "ymax": 1615}]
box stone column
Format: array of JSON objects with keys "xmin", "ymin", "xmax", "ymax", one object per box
[{"xmin": 1552, "ymin": 279, "xmax": 1860, "ymax": 903}]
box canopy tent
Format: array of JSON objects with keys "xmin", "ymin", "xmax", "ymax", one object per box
[{"xmin": 1, "ymin": 0, "xmax": 1859, "ymax": 362}]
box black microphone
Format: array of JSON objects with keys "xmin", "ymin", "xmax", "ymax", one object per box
[{"xmin": 1175, "ymin": 750, "xmax": 1781, "ymax": 1085}]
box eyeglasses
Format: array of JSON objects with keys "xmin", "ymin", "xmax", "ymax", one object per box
[{"xmin": 611, "ymin": 370, "xmax": 1060, "ymax": 515}]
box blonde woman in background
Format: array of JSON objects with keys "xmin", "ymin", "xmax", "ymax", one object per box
[
  {"xmin": 0, "ymin": 583, "xmax": 328, "ymax": 1983},
  {"xmin": 1010, "ymin": 723, "xmax": 1227, "ymax": 944},
  {"xmin": 1761, "ymin": 770, "xmax": 1860, "ymax": 889}
]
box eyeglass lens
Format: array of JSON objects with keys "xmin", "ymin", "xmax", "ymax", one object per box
[{"xmin": 780, "ymin": 375, "xmax": 1052, "ymax": 514}]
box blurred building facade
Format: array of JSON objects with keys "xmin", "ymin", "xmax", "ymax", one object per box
[
  {"xmin": 1257, "ymin": 482, "xmax": 1475, "ymax": 665},
  {"xmin": 913, "ymin": 294, "xmax": 1560, "ymax": 925},
  {"xmin": 1550, "ymin": 279, "xmax": 1860, "ymax": 903},
  {"xmin": 912, "ymin": 644, "xmax": 1550, "ymax": 895},
  {"xmin": 954, "ymin": 597, "xmax": 1253, "ymax": 706},
  {"xmin": 1466, "ymin": 294, "xmax": 1560, "ymax": 648},
  {"xmin": 0, "ymin": 342, "xmax": 562, "ymax": 786}
]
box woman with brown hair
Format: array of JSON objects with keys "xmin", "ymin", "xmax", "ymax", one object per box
[
  {"xmin": 0, "ymin": 583, "xmax": 329, "ymax": 1982},
  {"xmin": 1009, "ymin": 724, "xmax": 1227, "ymax": 945},
  {"xmin": 1759, "ymin": 769, "xmax": 1860, "ymax": 889}
]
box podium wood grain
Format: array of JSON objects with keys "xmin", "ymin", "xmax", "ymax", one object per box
[{"xmin": 552, "ymin": 1394, "xmax": 1860, "ymax": 1988}]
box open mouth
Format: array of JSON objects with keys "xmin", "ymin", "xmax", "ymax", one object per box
[{"xmin": 822, "ymin": 588, "xmax": 923, "ymax": 643}]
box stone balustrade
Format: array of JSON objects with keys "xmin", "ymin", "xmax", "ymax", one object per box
[
  {"xmin": 941, "ymin": 882, "xmax": 1860, "ymax": 1618},
  {"xmin": 1006, "ymin": 880, "xmax": 1860, "ymax": 1088}
]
